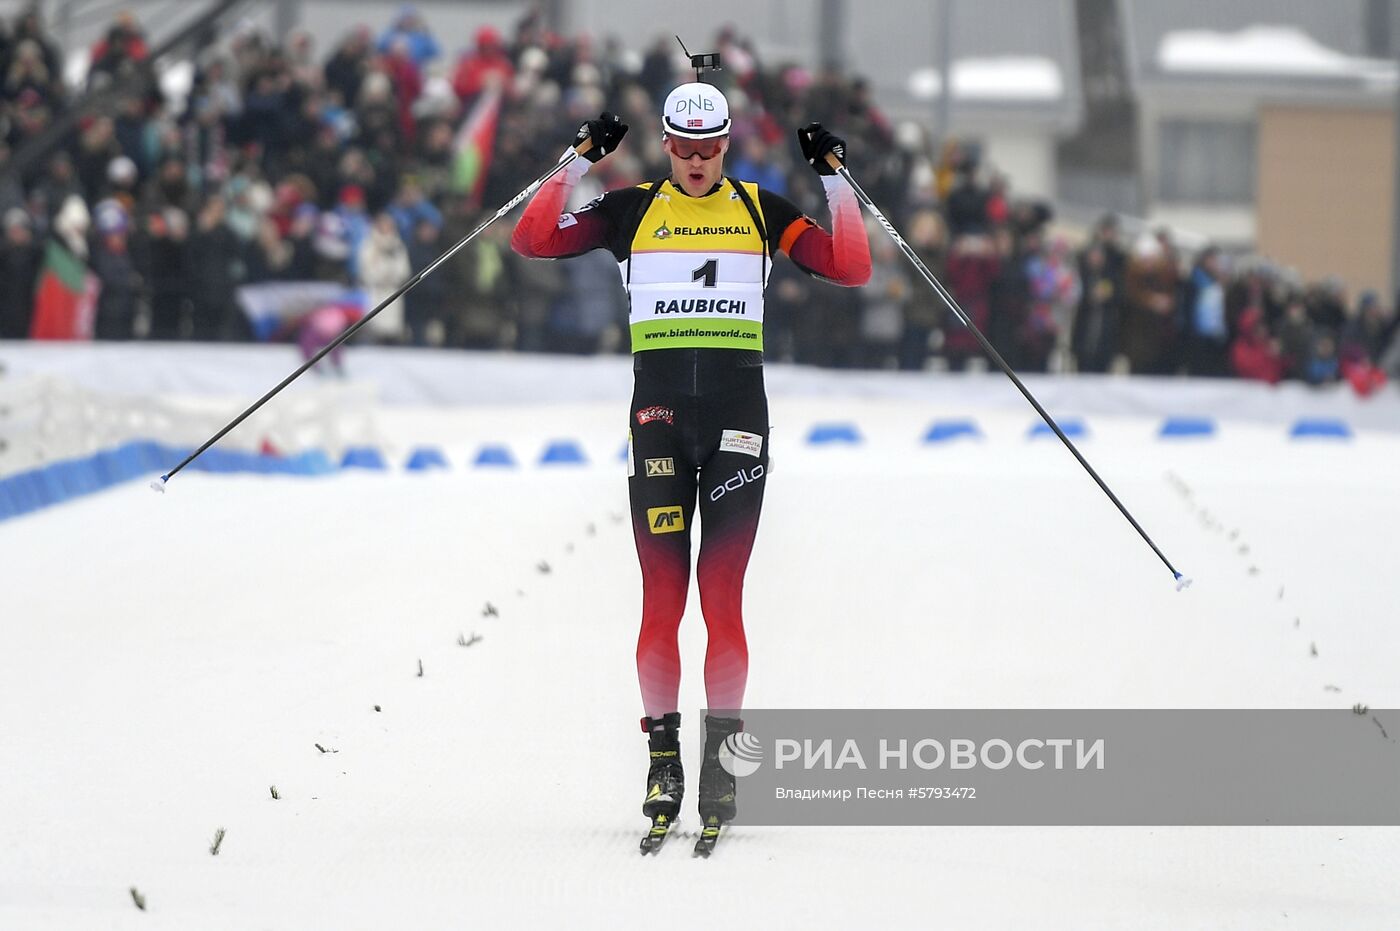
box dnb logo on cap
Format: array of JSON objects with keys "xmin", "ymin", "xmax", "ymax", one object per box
[{"xmin": 663, "ymin": 82, "xmax": 731, "ymax": 139}]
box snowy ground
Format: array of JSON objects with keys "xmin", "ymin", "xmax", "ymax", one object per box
[{"xmin": 3, "ymin": 386, "xmax": 1400, "ymax": 929}]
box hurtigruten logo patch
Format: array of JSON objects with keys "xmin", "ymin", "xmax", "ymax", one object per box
[{"xmin": 653, "ymin": 223, "xmax": 671, "ymax": 240}]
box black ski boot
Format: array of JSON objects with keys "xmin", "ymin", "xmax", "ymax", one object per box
[
  {"xmin": 695, "ymin": 715, "xmax": 742, "ymax": 856},
  {"xmin": 699, "ymin": 715, "xmax": 742, "ymax": 824},
  {"xmin": 639, "ymin": 712, "xmax": 683, "ymax": 854}
]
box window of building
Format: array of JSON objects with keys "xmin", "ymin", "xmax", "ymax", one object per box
[{"xmin": 1157, "ymin": 120, "xmax": 1256, "ymax": 204}]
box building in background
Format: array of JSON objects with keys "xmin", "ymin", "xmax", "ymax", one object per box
[{"xmin": 1122, "ymin": 0, "xmax": 1396, "ymax": 292}]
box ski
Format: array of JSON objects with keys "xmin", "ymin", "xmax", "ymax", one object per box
[
  {"xmin": 639, "ymin": 814, "xmax": 676, "ymax": 855},
  {"xmin": 692, "ymin": 816, "xmax": 723, "ymax": 858}
]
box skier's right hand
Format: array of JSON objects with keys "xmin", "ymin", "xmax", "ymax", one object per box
[{"xmin": 573, "ymin": 112, "xmax": 628, "ymax": 163}]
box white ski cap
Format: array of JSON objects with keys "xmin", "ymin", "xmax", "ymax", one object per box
[{"xmin": 662, "ymin": 82, "xmax": 730, "ymax": 139}]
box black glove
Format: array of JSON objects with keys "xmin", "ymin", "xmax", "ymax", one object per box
[
  {"xmin": 797, "ymin": 122, "xmax": 846, "ymax": 176},
  {"xmin": 573, "ymin": 111, "xmax": 628, "ymax": 163}
]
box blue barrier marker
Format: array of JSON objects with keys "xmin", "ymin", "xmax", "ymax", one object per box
[
  {"xmin": 406, "ymin": 447, "xmax": 450, "ymax": 471},
  {"xmin": 923, "ymin": 419, "xmax": 982, "ymax": 443},
  {"xmin": 341, "ymin": 446, "xmax": 388, "ymax": 470},
  {"xmin": 540, "ymin": 439, "xmax": 588, "ymax": 465},
  {"xmin": 1029, "ymin": 418, "xmax": 1087, "ymax": 439},
  {"xmin": 807, "ymin": 423, "xmax": 862, "ymax": 445},
  {"xmin": 1159, "ymin": 417, "xmax": 1216, "ymax": 438},
  {"xmin": 473, "ymin": 445, "xmax": 516, "ymax": 468},
  {"xmin": 0, "ymin": 440, "xmax": 348, "ymax": 524},
  {"xmin": 290, "ymin": 449, "xmax": 337, "ymax": 475},
  {"xmin": 1290, "ymin": 418, "xmax": 1352, "ymax": 439}
]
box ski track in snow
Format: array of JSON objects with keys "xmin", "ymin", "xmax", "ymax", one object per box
[{"xmin": 2, "ymin": 399, "xmax": 1399, "ymax": 929}]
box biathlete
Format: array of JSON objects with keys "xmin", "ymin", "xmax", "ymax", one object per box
[{"xmin": 510, "ymin": 80, "xmax": 871, "ymax": 850}]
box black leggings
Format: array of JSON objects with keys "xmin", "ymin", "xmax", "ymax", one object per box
[{"xmin": 627, "ymin": 350, "xmax": 769, "ymax": 719}]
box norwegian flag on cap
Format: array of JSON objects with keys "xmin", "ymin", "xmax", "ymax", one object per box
[{"xmin": 687, "ymin": 118, "xmax": 703, "ymax": 127}]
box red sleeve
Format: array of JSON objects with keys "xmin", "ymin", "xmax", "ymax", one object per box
[
  {"xmin": 510, "ymin": 170, "xmax": 611, "ymax": 259},
  {"xmin": 783, "ymin": 182, "xmax": 871, "ymax": 287}
]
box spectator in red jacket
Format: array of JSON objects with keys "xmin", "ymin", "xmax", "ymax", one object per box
[
  {"xmin": 1230, "ymin": 307, "xmax": 1283, "ymax": 384},
  {"xmin": 451, "ymin": 26, "xmax": 513, "ymax": 106},
  {"xmin": 382, "ymin": 37, "xmax": 424, "ymax": 145},
  {"xmin": 88, "ymin": 13, "xmax": 148, "ymax": 85},
  {"xmin": 943, "ymin": 234, "xmax": 1001, "ymax": 371}
]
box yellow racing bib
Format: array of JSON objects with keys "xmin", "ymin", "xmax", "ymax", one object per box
[{"xmin": 624, "ymin": 179, "xmax": 768, "ymax": 351}]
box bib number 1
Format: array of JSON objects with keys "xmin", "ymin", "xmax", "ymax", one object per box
[{"xmin": 691, "ymin": 259, "xmax": 718, "ymax": 288}]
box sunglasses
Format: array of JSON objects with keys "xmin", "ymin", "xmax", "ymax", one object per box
[{"xmin": 666, "ymin": 134, "xmax": 726, "ymax": 160}]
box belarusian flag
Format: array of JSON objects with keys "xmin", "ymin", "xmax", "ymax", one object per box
[
  {"xmin": 29, "ymin": 239, "xmax": 99, "ymax": 340},
  {"xmin": 451, "ymin": 84, "xmax": 503, "ymax": 209}
]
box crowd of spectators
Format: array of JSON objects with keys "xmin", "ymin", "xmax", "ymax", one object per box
[{"xmin": 1, "ymin": 4, "xmax": 1398, "ymax": 392}]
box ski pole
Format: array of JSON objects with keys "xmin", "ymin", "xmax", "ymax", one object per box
[
  {"xmin": 825, "ymin": 153, "xmax": 1190, "ymax": 590},
  {"xmin": 150, "ymin": 141, "xmax": 593, "ymax": 492}
]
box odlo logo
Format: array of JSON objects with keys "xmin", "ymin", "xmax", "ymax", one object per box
[
  {"xmin": 719, "ymin": 732, "xmax": 764, "ymax": 777},
  {"xmin": 709, "ymin": 464, "xmax": 765, "ymax": 501}
]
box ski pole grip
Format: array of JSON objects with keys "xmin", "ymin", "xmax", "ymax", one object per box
[
  {"xmin": 573, "ymin": 137, "xmax": 594, "ymax": 158},
  {"xmin": 824, "ymin": 152, "xmax": 844, "ymax": 172}
]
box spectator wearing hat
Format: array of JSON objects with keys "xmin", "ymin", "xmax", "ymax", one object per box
[
  {"xmin": 1182, "ymin": 246, "xmax": 1230, "ymax": 377},
  {"xmin": 92, "ymin": 203, "xmax": 142, "ymax": 340},
  {"xmin": 356, "ymin": 211, "xmax": 410, "ymax": 342},
  {"xmin": 1122, "ymin": 230, "xmax": 1181, "ymax": 375},
  {"xmin": 1072, "ymin": 217, "xmax": 1125, "ymax": 373},
  {"xmin": 104, "ymin": 156, "xmax": 140, "ymax": 212},
  {"xmin": 376, "ymin": 5, "xmax": 439, "ymax": 72},
  {"xmin": 326, "ymin": 183, "xmax": 372, "ymax": 279}
]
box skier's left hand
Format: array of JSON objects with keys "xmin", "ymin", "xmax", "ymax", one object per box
[{"xmin": 798, "ymin": 122, "xmax": 846, "ymax": 176}]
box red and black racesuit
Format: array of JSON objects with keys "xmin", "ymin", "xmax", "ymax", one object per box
[{"xmin": 512, "ymin": 164, "xmax": 870, "ymax": 719}]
